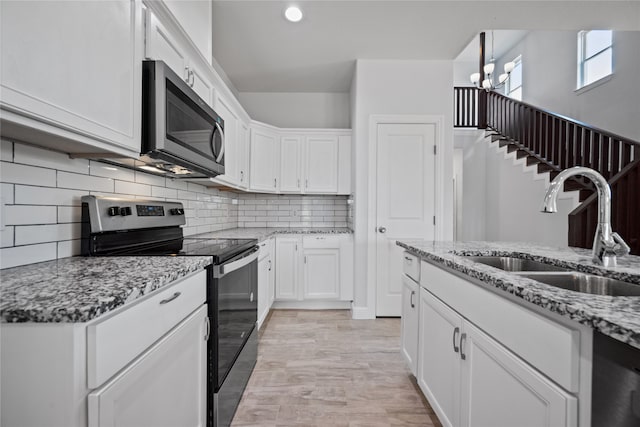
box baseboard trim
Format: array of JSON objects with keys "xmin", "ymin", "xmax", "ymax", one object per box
[
  {"xmin": 351, "ymin": 305, "xmax": 375, "ymax": 319},
  {"xmin": 271, "ymin": 300, "xmax": 351, "ymax": 310}
]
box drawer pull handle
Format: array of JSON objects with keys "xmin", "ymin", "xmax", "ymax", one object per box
[
  {"xmin": 159, "ymin": 292, "xmax": 181, "ymax": 305},
  {"xmin": 453, "ymin": 327, "xmax": 460, "ymax": 353},
  {"xmin": 410, "ymin": 290, "xmax": 416, "ymax": 308},
  {"xmin": 404, "ymin": 256, "xmax": 413, "ymax": 262},
  {"xmin": 460, "ymin": 333, "xmax": 467, "ymax": 360}
]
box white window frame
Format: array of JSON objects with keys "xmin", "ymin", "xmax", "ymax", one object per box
[
  {"xmin": 506, "ymin": 55, "xmax": 522, "ymax": 101},
  {"xmin": 577, "ymin": 30, "xmax": 613, "ymax": 91}
]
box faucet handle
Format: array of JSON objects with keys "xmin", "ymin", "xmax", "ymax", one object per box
[{"xmin": 611, "ymin": 232, "xmax": 631, "ymax": 256}]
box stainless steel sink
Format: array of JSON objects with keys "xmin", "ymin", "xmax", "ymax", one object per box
[
  {"xmin": 517, "ymin": 272, "xmax": 640, "ymax": 296},
  {"xmin": 463, "ymin": 256, "xmax": 569, "ymax": 272}
]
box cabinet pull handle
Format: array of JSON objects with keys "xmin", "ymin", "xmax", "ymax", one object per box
[
  {"xmin": 204, "ymin": 317, "xmax": 210, "ymax": 341},
  {"xmin": 268, "ymin": 260, "xmax": 272, "ymax": 271},
  {"xmin": 184, "ymin": 66, "xmax": 190, "ymax": 82},
  {"xmin": 305, "ymin": 178, "xmax": 309, "ymax": 188},
  {"xmin": 304, "ymin": 256, "xmax": 307, "ymax": 264},
  {"xmin": 274, "ymin": 178, "xmax": 277, "ymax": 188},
  {"xmin": 190, "ymin": 70, "xmax": 195, "ymax": 86},
  {"xmin": 453, "ymin": 327, "xmax": 460, "ymax": 353},
  {"xmin": 160, "ymin": 291, "xmax": 181, "ymax": 305},
  {"xmin": 460, "ymin": 333, "xmax": 467, "ymax": 360},
  {"xmin": 410, "ymin": 290, "xmax": 415, "ymax": 308},
  {"xmin": 404, "ymin": 256, "xmax": 413, "ymax": 263},
  {"xmin": 297, "ymin": 179, "xmax": 300, "ymax": 188}
]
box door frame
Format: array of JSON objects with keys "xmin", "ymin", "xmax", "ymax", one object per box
[{"xmin": 367, "ymin": 114, "xmax": 445, "ymax": 317}]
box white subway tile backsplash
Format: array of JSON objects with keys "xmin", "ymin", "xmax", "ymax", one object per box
[
  {"xmin": 15, "ymin": 223, "xmax": 80, "ymax": 246},
  {"xmin": 89, "ymin": 161, "xmax": 135, "ymax": 181},
  {"xmin": 134, "ymin": 171, "xmax": 166, "ymax": 187},
  {"xmin": 14, "ymin": 144, "xmax": 89, "ymax": 174},
  {"xmin": 1, "ymin": 183, "xmax": 14, "ymax": 204},
  {"xmin": 57, "ymin": 239, "xmax": 81, "ymax": 258},
  {"xmin": 165, "ymin": 178, "xmax": 189, "ymax": 191},
  {"xmin": 5, "ymin": 205, "xmax": 57, "ymax": 225},
  {"xmin": 151, "ymin": 186, "xmax": 178, "ymax": 199},
  {"xmin": 58, "ymin": 206, "xmax": 82, "ymax": 223},
  {"xmin": 15, "ymin": 185, "xmax": 87, "ymax": 206},
  {"xmin": 114, "ymin": 180, "xmax": 152, "ymax": 196},
  {"xmin": 1, "ymin": 243, "xmax": 57, "ymax": 269},
  {"xmin": 58, "ymin": 171, "xmax": 114, "ymax": 192},
  {"xmin": 0, "ymin": 140, "xmax": 13, "ymax": 162},
  {"xmin": 1, "ymin": 226, "xmax": 14, "ymax": 248},
  {"xmin": 0, "ymin": 162, "xmax": 56, "ymax": 186}
]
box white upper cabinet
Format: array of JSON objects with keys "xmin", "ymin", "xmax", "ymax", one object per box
[
  {"xmin": 250, "ymin": 126, "xmax": 280, "ymax": 192},
  {"xmin": 0, "ymin": 0, "xmax": 143, "ymax": 157},
  {"xmin": 305, "ymin": 135, "xmax": 338, "ymax": 193},
  {"xmin": 279, "ymin": 136, "xmax": 303, "ymax": 193},
  {"xmin": 237, "ymin": 121, "xmax": 250, "ymax": 188},
  {"xmin": 162, "ymin": 0, "xmax": 212, "ymax": 64},
  {"xmin": 145, "ymin": 9, "xmax": 213, "ymax": 105}
]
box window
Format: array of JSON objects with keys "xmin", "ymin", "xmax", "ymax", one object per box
[
  {"xmin": 506, "ymin": 56, "xmax": 522, "ymax": 101},
  {"xmin": 577, "ymin": 30, "xmax": 613, "ymax": 89}
]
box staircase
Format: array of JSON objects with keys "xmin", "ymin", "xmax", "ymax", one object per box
[{"xmin": 454, "ymin": 87, "xmax": 640, "ymax": 255}]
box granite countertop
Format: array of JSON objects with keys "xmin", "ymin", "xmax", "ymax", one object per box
[
  {"xmin": 0, "ymin": 256, "xmax": 212, "ymax": 324},
  {"xmin": 397, "ymin": 240, "xmax": 640, "ymax": 349},
  {"xmin": 192, "ymin": 227, "xmax": 353, "ymax": 241}
]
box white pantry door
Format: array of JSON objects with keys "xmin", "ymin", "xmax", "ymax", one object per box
[{"xmin": 376, "ymin": 123, "xmax": 436, "ymax": 316}]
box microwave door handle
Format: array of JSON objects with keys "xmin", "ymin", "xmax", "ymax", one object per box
[{"xmin": 214, "ymin": 121, "xmax": 225, "ymax": 163}]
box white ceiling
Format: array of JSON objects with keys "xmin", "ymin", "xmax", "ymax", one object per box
[{"xmin": 211, "ymin": 1, "xmax": 640, "ymax": 93}]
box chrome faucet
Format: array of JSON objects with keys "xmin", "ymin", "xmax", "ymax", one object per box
[{"xmin": 541, "ymin": 166, "xmax": 630, "ymax": 267}]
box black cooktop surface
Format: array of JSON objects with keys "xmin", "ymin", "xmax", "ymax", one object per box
[{"xmin": 110, "ymin": 237, "xmax": 257, "ymax": 264}]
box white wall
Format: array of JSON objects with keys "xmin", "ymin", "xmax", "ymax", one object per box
[
  {"xmin": 495, "ymin": 30, "xmax": 640, "ymax": 141},
  {"xmin": 351, "ymin": 59, "xmax": 454, "ymax": 318},
  {"xmin": 237, "ymin": 92, "xmax": 350, "ymax": 128},
  {"xmin": 457, "ymin": 130, "xmax": 579, "ymax": 247}
]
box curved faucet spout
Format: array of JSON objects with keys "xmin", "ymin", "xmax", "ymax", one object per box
[{"xmin": 541, "ymin": 166, "xmax": 629, "ymax": 267}]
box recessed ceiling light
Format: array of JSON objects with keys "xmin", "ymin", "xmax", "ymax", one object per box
[{"xmin": 284, "ymin": 6, "xmax": 303, "ymax": 23}]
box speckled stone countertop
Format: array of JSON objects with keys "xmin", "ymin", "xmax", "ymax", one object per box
[
  {"xmin": 192, "ymin": 227, "xmax": 353, "ymax": 242},
  {"xmin": 0, "ymin": 256, "xmax": 212, "ymax": 323},
  {"xmin": 397, "ymin": 240, "xmax": 640, "ymax": 349}
]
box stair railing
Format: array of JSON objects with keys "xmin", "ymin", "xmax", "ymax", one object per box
[{"xmin": 453, "ymin": 87, "xmax": 640, "ymax": 255}]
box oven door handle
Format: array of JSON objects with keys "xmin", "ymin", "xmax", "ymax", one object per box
[{"xmin": 215, "ymin": 246, "xmax": 259, "ymax": 278}]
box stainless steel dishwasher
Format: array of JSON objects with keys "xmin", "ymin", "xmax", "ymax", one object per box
[{"xmin": 592, "ymin": 331, "xmax": 640, "ymax": 427}]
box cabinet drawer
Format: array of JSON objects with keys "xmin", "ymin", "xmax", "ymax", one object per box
[
  {"xmin": 403, "ymin": 252, "xmax": 420, "ymax": 282},
  {"xmin": 87, "ymin": 270, "xmax": 207, "ymax": 388},
  {"xmin": 303, "ymin": 235, "xmax": 340, "ymax": 249},
  {"xmin": 421, "ymin": 261, "xmax": 580, "ymax": 392}
]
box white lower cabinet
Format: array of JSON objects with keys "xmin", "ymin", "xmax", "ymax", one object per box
[
  {"xmin": 401, "ymin": 274, "xmax": 420, "ymax": 377},
  {"xmin": 257, "ymin": 238, "xmax": 275, "ymax": 329},
  {"xmin": 418, "ymin": 287, "xmax": 577, "ymax": 427},
  {"xmin": 88, "ymin": 306, "xmax": 207, "ymax": 427},
  {"xmin": 274, "ymin": 234, "xmax": 353, "ymax": 306}
]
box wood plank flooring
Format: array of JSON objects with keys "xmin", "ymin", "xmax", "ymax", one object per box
[{"xmin": 232, "ymin": 310, "xmax": 443, "ymax": 427}]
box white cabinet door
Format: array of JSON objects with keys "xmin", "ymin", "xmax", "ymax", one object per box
[
  {"xmin": 88, "ymin": 306, "xmax": 207, "ymax": 427},
  {"xmin": 215, "ymin": 96, "xmax": 239, "ymax": 184},
  {"xmin": 145, "ymin": 10, "xmax": 188, "ymax": 81},
  {"xmin": 237, "ymin": 122, "xmax": 250, "ymax": 188},
  {"xmin": 418, "ymin": 288, "xmax": 461, "ymax": 427},
  {"xmin": 257, "ymin": 255, "xmax": 270, "ymax": 329},
  {"xmin": 304, "ymin": 136, "xmax": 338, "ymax": 193},
  {"xmin": 401, "ymin": 275, "xmax": 420, "ymax": 376},
  {"xmin": 275, "ymin": 237, "xmax": 300, "ymax": 300},
  {"xmin": 267, "ymin": 239, "xmax": 276, "ymax": 306},
  {"xmin": 0, "ymin": 0, "xmax": 142, "ymax": 155},
  {"xmin": 280, "ymin": 136, "xmax": 303, "ymax": 193},
  {"xmin": 460, "ymin": 321, "xmax": 577, "ymax": 427},
  {"xmin": 303, "ymin": 249, "xmax": 340, "ymax": 299},
  {"xmin": 250, "ymin": 128, "xmax": 280, "ymax": 192},
  {"xmin": 145, "ymin": 10, "xmax": 211, "ymax": 105}
]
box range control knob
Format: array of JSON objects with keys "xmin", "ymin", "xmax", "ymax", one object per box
[
  {"xmin": 107, "ymin": 206, "xmax": 120, "ymax": 217},
  {"xmin": 120, "ymin": 207, "xmax": 132, "ymax": 216},
  {"xmin": 170, "ymin": 208, "xmax": 185, "ymax": 215}
]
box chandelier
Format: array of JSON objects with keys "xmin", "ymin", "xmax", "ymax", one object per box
[{"xmin": 470, "ymin": 30, "xmax": 515, "ymax": 91}]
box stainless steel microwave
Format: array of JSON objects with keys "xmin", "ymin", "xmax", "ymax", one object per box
[{"xmin": 141, "ymin": 60, "xmax": 224, "ymax": 178}]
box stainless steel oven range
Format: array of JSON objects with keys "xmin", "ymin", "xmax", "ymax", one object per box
[{"xmin": 81, "ymin": 195, "xmax": 258, "ymax": 427}]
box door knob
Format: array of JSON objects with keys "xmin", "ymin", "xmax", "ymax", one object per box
[{"xmin": 378, "ymin": 226, "xmax": 387, "ymax": 233}]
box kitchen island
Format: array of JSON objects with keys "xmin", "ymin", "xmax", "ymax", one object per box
[{"xmin": 397, "ymin": 240, "xmax": 640, "ymax": 427}]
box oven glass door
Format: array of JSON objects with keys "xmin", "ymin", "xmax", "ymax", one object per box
[
  {"xmin": 214, "ymin": 251, "xmax": 257, "ymax": 389},
  {"xmin": 166, "ymin": 79, "xmax": 224, "ymax": 166}
]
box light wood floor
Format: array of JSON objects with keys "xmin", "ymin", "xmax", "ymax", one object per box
[{"xmin": 232, "ymin": 310, "xmax": 443, "ymax": 427}]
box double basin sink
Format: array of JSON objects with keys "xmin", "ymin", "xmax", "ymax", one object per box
[{"xmin": 463, "ymin": 256, "xmax": 640, "ymax": 297}]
